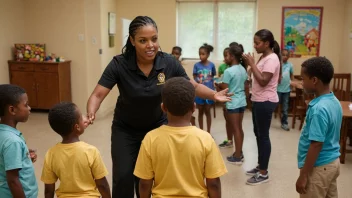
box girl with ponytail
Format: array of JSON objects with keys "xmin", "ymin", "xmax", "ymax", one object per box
[
  {"xmin": 218, "ymin": 43, "xmax": 247, "ymax": 164},
  {"xmin": 242, "ymin": 29, "xmax": 281, "ymax": 185}
]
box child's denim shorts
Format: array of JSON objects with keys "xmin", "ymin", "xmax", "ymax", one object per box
[{"xmin": 227, "ymin": 106, "xmax": 246, "ymax": 113}]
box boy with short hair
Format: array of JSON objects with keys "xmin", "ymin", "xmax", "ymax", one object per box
[
  {"xmin": 41, "ymin": 102, "xmax": 111, "ymax": 198},
  {"xmin": 296, "ymin": 57, "xmax": 342, "ymax": 198},
  {"xmin": 134, "ymin": 77, "xmax": 227, "ymax": 198},
  {"xmin": 0, "ymin": 84, "xmax": 38, "ymax": 198},
  {"xmin": 277, "ymin": 49, "xmax": 294, "ymax": 131}
]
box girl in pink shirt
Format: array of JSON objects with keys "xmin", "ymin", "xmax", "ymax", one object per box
[{"xmin": 243, "ymin": 29, "xmax": 281, "ymax": 186}]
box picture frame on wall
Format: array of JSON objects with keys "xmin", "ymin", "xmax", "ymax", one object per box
[{"xmin": 281, "ymin": 7, "xmax": 323, "ymax": 58}]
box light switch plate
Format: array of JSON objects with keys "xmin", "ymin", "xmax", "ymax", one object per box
[
  {"xmin": 92, "ymin": 37, "xmax": 97, "ymax": 45},
  {"xmin": 78, "ymin": 34, "xmax": 84, "ymax": 41}
]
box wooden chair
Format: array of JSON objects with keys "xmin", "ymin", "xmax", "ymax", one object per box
[
  {"xmin": 332, "ymin": 73, "xmax": 351, "ymax": 101},
  {"xmin": 332, "ymin": 74, "xmax": 351, "ymax": 146},
  {"xmin": 291, "ymin": 88, "xmax": 314, "ymax": 130},
  {"xmin": 349, "ymin": 120, "xmax": 352, "ymax": 146},
  {"xmin": 291, "ymin": 88, "xmax": 306, "ymax": 130}
]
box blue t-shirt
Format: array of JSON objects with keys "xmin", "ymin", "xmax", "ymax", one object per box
[
  {"xmin": 0, "ymin": 124, "xmax": 38, "ymax": 198},
  {"xmin": 277, "ymin": 62, "xmax": 293, "ymax": 93},
  {"xmin": 222, "ymin": 64, "xmax": 247, "ymax": 109},
  {"xmin": 297, "ymin": 93, "xmax": 342, "ymax": 168},
  {"xmin": 193, "ymin": 61, "xmax": 216, "ymax": 90}
]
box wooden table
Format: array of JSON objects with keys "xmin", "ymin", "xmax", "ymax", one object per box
[{"xmin": 340, "ymin": 101, "xmax": 352, "ymax": 164}]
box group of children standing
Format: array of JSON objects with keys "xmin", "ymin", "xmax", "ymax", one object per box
[
  {"xmin": 0, "ymin": 27, "xmax": 342, "ymax": 198},
  {"xmin": 171, "ymin": 28, "xmax": 342, "ymax": 196}
]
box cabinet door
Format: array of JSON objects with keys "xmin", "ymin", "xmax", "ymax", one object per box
[
  {"xmin": 35, "ymin": 73, "xmax": 59, "ymax": 109},
  {"xmin": 10, "ymin": 72, "xmax": 38, "ymax": 107}
]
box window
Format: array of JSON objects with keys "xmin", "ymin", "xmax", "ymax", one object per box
[{"xmin": 177, "ymin": 1, "xmax": 256, "ymax": 60}]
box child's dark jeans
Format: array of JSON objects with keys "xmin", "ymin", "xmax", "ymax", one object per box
[{"xmin": 277, "ymin": 92, "xmax": 290, "ymax": 125}]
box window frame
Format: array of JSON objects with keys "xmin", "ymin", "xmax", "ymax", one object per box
[{"xmin": 176, "ymin": 1, "xmax": 257, "ymax": 60}]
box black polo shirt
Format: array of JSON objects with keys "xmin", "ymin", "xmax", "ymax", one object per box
[{"xmin": 98, "ymin": 52, "xmax": 190, "ymax": 133}]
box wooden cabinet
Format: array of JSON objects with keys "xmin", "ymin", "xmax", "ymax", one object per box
[
  {"xmin": 8, "ymin": 61, "xmax": 71, "ymax": 110},
  {"xmin": 10, "ymin": 71, "xmax": 38, "ymax": 107}
]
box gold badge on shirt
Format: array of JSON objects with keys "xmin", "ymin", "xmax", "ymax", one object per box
[{"xmin": 157, "ymin": 73, "xmax": 165, "ymax": 85}]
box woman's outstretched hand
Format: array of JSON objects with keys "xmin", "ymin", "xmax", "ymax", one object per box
[{"xmin": 214, "ymin": 88, "xmax": 233, "ymax": 102}]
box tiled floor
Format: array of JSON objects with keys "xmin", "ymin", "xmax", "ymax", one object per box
[{"xmin": 19, "ymin": 107, "xmax": 352, "ymax": 198}]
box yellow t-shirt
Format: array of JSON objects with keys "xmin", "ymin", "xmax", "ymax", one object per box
[
  {"xmin": 134, "ymin": 125, "xmax": 227, "ymax": 198},
  {"xmin": 41, "ymin": 142, "xmax": 108, "ymax": 198}
]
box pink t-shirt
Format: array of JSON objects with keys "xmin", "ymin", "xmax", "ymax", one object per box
[{"xmin": 251, "ymin": 53, "xmax": 280, "ymax": 102}]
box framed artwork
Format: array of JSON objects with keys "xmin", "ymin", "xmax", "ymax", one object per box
[
  {"xmin": 281, "ymin": 7, "xmax": 323, "ymax": 58},
  {"xmin": 14, "ymin": 44, "xmax": 45, "ymax": 61}
]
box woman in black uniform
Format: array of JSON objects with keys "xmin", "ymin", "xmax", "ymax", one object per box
[{"xmin": 87, "ymin": 16, "xmax": 230, "ymax": 198}]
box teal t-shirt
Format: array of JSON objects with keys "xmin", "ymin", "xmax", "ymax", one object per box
[
  {"xmin": 277, "ymin": 62, "xmax": 293, "ymax": 93},
  {"xmin": 0, "ymin": 124, "xmax": 38, "ymax": 198},
  {"xmin": 222, "ymin": 64, "xmax": 247, "ymax": 109},
  {"xmin": 297, "ymin": 93, "xmax": 342, "ymax": 168}
]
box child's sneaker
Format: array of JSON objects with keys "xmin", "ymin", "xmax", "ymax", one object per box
[
  {"xmin": 246, "ymin": 172, "xmax": 270, "ymax": 185},
  {"xmin": 227, "ymin": 155, "xmax": 244, "ymax": 165},
  {"xmin": 227, "ymin": 152, "xmax": 244, "ymax": 159},
  {"xmin": 218, "ymin": 140, "xmax": 233, "ymax": 148},
  {"xmin": 281, "ymin": 124, "xmax": 290, "ymax": 131},
  {"xmin": 246, "ymin": 167, "xmax": 259, "ymax": 176}
]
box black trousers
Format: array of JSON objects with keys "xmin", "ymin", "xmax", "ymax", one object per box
[
  {"xmin": 111, "ymin": 125, "xmax": 147, "ymax": 198},
  {"xmin": 252, "ymin": 101, "xmax": 277, "ymax": 170}
]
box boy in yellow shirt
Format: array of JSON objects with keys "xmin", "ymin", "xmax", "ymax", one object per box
[
  {"xmin": 41, "ymin": 102, "xmax": 111, "ymax": 198},
  {"xmin": 134, "ymin": 77, "xmax": 228, "ymax": 198}
]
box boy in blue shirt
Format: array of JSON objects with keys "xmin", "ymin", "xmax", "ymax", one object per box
[
  {"xmin": 277, "ymin": 49, "xmax": 293, "ymax": 131},
  {"xmin": 0, "ymin": 84, "xmax": 38, "ymax": 198},
  {"xmin": 296, "ymin": 57, "xmax": 342, "ymax": 198}
]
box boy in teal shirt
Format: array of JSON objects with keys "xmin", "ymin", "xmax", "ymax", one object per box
[
  {"xmin": 0, "ymin": 84, "xmax": 38, "ymax": 198},
  {"xmin": 296, "ymin": 57, "xmax": 342, "ymax": 198},
  {"xmin": 277, "ymin": 49, "xmax": 293, "ymax": 131}
]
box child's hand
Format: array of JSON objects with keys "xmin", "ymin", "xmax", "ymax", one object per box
[
  {"xmin": 82, "ymin": 115, "xmax": 91, "ymax": 129},
  {"xmin": 87, "ymin": 112, "xmax": 96, "ymax": 124},
  {"xmin": 296, "ymin": 174, "xmax": 308, "ymax": 194},
  {"xmin": 29, "ymin": 149, "xmax": 37, "ymax": 163}
]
